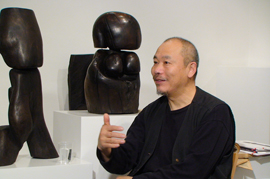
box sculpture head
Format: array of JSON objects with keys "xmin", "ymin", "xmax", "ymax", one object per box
[
  {"xmin": 0, "ymin": 8, "xmax": 43, "ymax": 69},
  {"xmin": 92, "ymin": 11, "xmax": 142, "ymax": 51}
]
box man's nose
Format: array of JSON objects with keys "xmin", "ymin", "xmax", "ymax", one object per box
[{"xmin": 153, "ymin": 63, "xmax": 164, "ymax": 75}]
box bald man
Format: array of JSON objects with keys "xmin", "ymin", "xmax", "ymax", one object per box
[{"xmin": 97, "ymin": 37, "xmax": 235, "ymax": 179}]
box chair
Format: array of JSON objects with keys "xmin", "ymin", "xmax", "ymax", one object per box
[{"xmin": 231, "ymin": 143, "xmax": 240, "ymax": 179}]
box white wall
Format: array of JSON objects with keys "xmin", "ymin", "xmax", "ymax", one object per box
[{"xmin": 1, "ymin": 0, "xmax": 270, "ymax": 158}]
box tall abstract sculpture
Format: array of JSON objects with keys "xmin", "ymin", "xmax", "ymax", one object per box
[
  {"xmin": 84, "ymin": 12, "xmax": 142, "ymax": 114},
  {"xmin": 0, "ymin": 7, "xmax": 58, "ymax": 166}
]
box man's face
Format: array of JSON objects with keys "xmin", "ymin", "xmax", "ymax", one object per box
[{"xmin": 151, "ymin": 40, "xmax": 190, "ymax": 96}]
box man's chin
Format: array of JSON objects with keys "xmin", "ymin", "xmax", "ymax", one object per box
[{"xmin": 156, "ymin": 90, "xmax": 168, "ymax": 96}]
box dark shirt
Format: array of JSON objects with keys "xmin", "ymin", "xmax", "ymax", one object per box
[{"xmin": 137, "ymin": 105, "xmax": 188, "ymax": 175}]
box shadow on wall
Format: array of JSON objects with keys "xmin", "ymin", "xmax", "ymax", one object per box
[{"xmin": 57, "ymin": 68, "xmax": 69, "ymax": 110}]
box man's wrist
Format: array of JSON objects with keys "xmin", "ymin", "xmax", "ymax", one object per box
[{"xmin": 99, "ymin": 147, "xmax": 112, "ymax": 162}]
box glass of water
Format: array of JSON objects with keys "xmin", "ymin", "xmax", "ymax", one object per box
[{"xmin": 58, "ymin": 141, "xmax": 72, "ymax": 164}]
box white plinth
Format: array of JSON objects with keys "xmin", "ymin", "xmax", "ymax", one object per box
[
  {"xmin": 53, "ymin": 110, "xmax": 136, "ymax": 179},
  {"xmin": 0, "ymin": 155, "xmax": 92, "ymax": 179}
]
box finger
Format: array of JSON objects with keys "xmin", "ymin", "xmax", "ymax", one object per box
[
  {"xmin": 105, "ymin": 125, "xmax": 125, "ymax": 132},
  {"xmin": 103, "ymin": 113, "xmax": 110, "ymax": 125},
  {"xmin": 99, "ymin": 138, "xmax": 125, "ymax": 148},
  {"xmin": 105, "ymin": 131, "xmax": 126, "ymax": 139},
  {"xmin": 102, "ymin": 143, "xmax": 121, "ymax": 149},
  {"xmin": 98, "ymin": 138, "xmax": 125, "ymax": 150},
  {"xmin": 103, "ymin": 138, "xmax": 126, "ymax": 147}
]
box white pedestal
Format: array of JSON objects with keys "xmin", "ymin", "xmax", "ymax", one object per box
[
  {"xmin": 0, "ymin": 155, "xmax": 92, "ymax": 179},
  {"xmin": 53, "ymin": 110, "xmax": 136, "ymax": 179}
]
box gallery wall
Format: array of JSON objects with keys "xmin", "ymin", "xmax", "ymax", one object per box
[{"xmin": 0, "ymin": 0, "xmax": 270, "ymax": 156}]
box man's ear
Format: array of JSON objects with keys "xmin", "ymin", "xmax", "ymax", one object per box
[{"xmin": 187, "ymin": 62, "xmax": 197, "ymax": 78}]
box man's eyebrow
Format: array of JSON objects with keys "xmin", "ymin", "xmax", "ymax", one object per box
[
  {"xmin": 153, "ymin": 55, "xmax": 171, "ymax": 59},
  {"xmin": 162, "ymin": 55, "xmax": 171, "ymax": 59}
]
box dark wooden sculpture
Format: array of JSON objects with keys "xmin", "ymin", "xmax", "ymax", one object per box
[
  {"xmin": 84, "ymin": 12, "xmax": 142, "ymax": 114},
  {"xmin": 0, "ymin": 7, "xmax": 58, "ymax": 166},
  {"xmin": 68, "ymin": 54, "xmax": 93, "ymax": 110}
]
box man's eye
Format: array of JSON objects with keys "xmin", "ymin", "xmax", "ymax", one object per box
[{"xmin": 165, "ymin": 61, "xmax": 169, "ymax": 64}]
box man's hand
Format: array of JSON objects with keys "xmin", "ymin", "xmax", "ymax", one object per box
[
  {"xmin": 98, "ymin": 113, "xmax": 126, "ymax": 162},
  {"xmin": 116, "ymin": 176, "xmax": 133, "ymax": 179}
]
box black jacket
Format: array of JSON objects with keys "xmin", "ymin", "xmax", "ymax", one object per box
[{"xmin": 98, "ymin": 87, "xmax": 235, "ymax": 178}]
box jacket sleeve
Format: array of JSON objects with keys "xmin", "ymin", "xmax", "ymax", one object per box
[{"xmin": 96, "ymin": 110, "xmax": 147, "ymax": 174}]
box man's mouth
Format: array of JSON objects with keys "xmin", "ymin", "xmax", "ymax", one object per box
[
  {"xmin": 154, "ymin": 77, "xmax": 166, "ymax": 84},
  {"xmin": 155, "ymin": 79, "xmax": 165, "ymax": 81}
]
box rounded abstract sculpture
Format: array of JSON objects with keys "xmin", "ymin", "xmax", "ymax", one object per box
[
  {"xmin": 92, "ymin": 11, "xmax": 141, "ymax": 50},
  {"xmin": 0, "ymin": 7, "xmax": 58, "ymax": 166},
  {"xmin": 84, "ymin": 12, "xmax": 141, "ymax": 114}
]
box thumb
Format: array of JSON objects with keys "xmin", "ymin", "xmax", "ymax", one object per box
[{"xmin": 103, "ymin": 113, "xmax": 110, "ymax": 126}]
